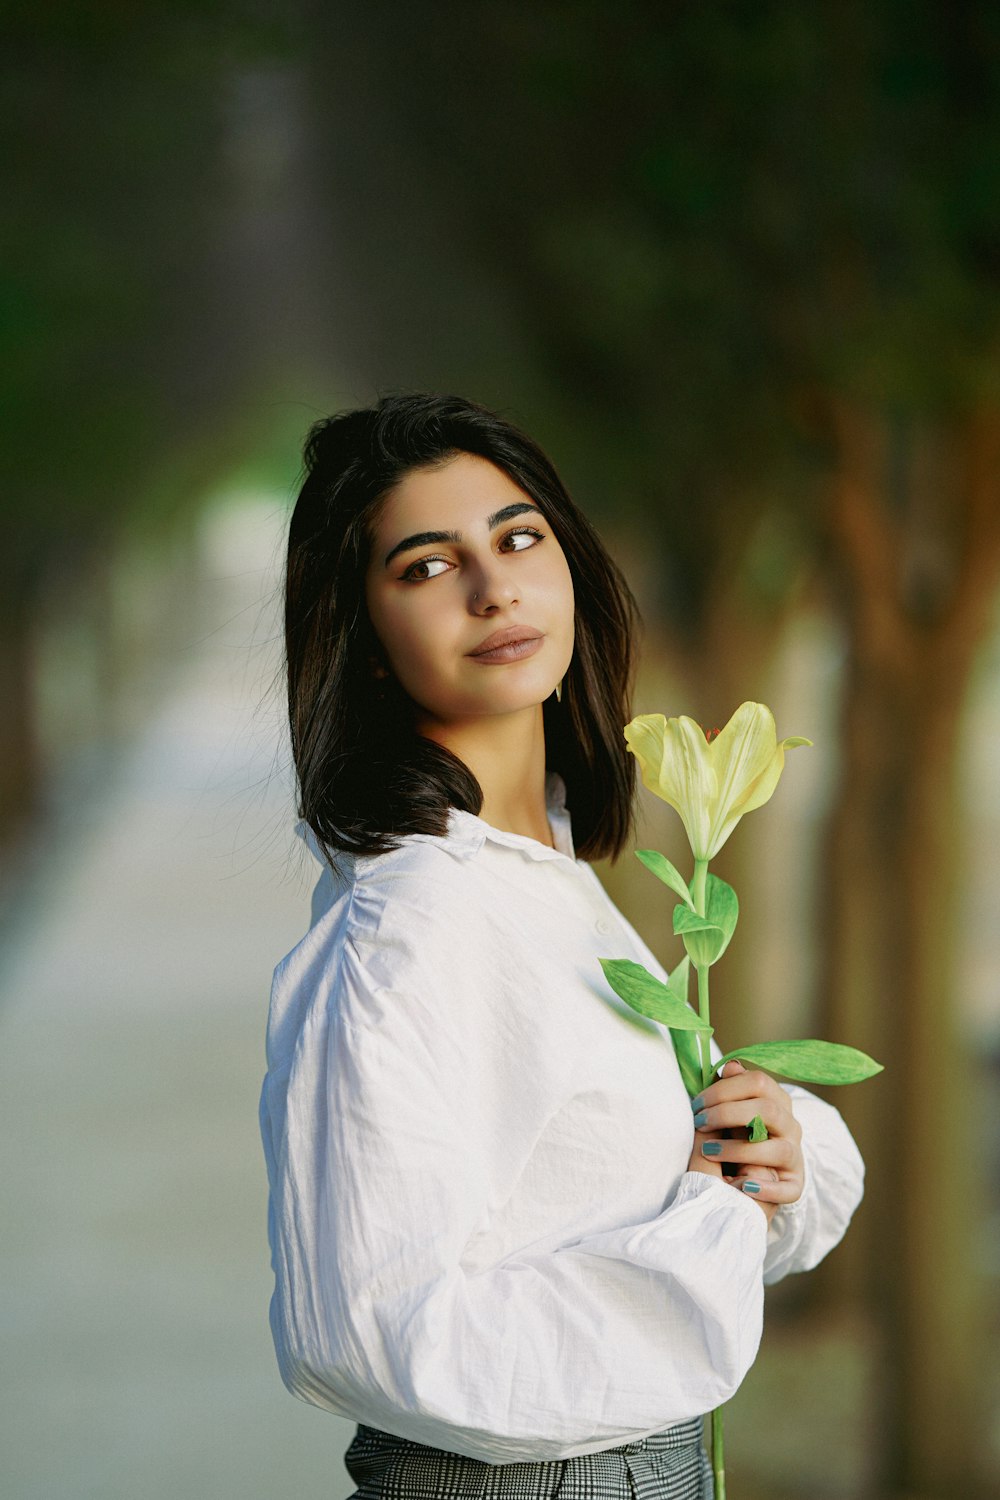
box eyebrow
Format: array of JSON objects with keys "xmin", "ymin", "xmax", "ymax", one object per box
[{"xmin": 383, "ymin": 501, "xmax": 545, "ymax": 568}]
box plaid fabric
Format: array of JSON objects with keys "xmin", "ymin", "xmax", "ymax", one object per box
[{"xmin": 344, "ymin": 1418, "xmax": 714, "ymax": 1500}]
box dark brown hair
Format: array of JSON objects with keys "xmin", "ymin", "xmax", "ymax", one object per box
[{"xmin": 283, "ymin": 391, "xmax": 642, "ymax": 874}]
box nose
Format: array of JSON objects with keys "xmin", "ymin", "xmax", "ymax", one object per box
[{"xmin": 469, "ymin": 558, "xmax": 519, "ymax": 612}]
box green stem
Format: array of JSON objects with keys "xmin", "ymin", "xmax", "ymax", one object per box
[
  {"xmin": 691, "ymin": 857, "xmax": 708, "ymax": 913},
  {"xmin": 697, "ymin": 963, "xmax": 713, "ymax": 1089},
  {"xmin": 691, "ymin": 859, "xmax": 713, "ymax": 1087},
  {"xmin": 693, "ymin": 858, "xmax": 725, "ymax": 1498},
  {"xmin": 711, "ymin": 1407, "xmax": 726, "ymax": 1499}
]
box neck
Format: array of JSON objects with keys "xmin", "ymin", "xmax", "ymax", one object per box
[{"xmin": 416, "ymin": 703, "xmax": 553, "ymax": 845}]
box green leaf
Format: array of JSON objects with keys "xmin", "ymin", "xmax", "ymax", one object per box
[
  {"xmin": 659, "ymin": 957, "xmax": 705, "ymax": 1095},
  {"xmin": 673, "ymin": 875, "xmax": 739, "ymax": 967},
  {"xmin": 747, "ymin": 1113, "xmax": 769, "ymax": 1142},
  {"xmin": 666, "ymin": 953, "xmax": 692, "ymax": 1003},
  {"xmin": 634, "ymin": 849, "xmax": 695, "ymax": 909},
  {"xmin": 673, "ymin": 907, "xmax": 725, "ymax": 966},
  {"xmin": 715, "ymin": 1038, "xmax": 884, "ymax": 1085},
  {"xmin": 598, "ymin": 957, "xmax": 712, "ymax": 1033},
  {"xmin": 705, "ymin": 874, "xmax": 739, "ymax": 946},
  {"xmin": 671, "ymin": 1027, "xmax": 705, "ymax": 1097}
]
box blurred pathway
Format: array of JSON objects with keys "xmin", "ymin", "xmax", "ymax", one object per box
[{"xmin": 0, "ymin": 495, "xmax": 356, "ymax": 1500}]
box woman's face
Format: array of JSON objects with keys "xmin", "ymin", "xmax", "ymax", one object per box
[{"xmin": 364, "ymin": 452, "xmax": 575, "ymax": 728}]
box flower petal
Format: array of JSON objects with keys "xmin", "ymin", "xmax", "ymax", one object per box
[
  {"xmin": 624, "ymin": 713, "xmax": 718, "ymax": 859},
  {"xmin": 666, "ymin": 716, "xmax": 718, "ymax": 859},
  {"xmin": 623, "ymin": 715, "xmax": 669, "ymax": 797},
  {"xmin": 735, "ymin": 734, "xmax": 814, "ymax": 817},
  {"xmin": 704, "ymin": 703, "xmax": 778, "ymax": 853}
]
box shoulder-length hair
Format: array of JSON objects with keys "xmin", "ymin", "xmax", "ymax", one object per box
[{"xmin": 283, "ymin": 391, "xmax": 642, "ymax": 872}]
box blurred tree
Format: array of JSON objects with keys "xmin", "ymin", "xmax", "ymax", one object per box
[
  {"xmin": 302, "ymin": 2, "xmax": 1000, "ymax": 1491},
  {"xmin": 0, "ymin": 1, "xmax": 314, "ymax": 837}
]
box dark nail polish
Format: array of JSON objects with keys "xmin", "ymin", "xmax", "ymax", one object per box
[
  {"xmin": 742, "ymin": 1181, "xmax": 761, "ymax": 1194},
  {"xmin": 693, "ymin": 1110, "xmax": 708, "ymax": 1128},
  {"xmin": 701, "ymin": 1142, "xmax": 722, "ymax": 1157},
  {"xmin": 690, "ymin": 1094, "xmax": 704, "ymax": 1113}
]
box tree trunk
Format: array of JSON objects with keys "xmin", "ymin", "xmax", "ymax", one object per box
[
  {"xmin": 815, "ymin": 401, "xmax": 1000, "ymax": 1496},
  {"xmin": 0, "ymin": 576, "xmax": 42, "ymax": 852}
]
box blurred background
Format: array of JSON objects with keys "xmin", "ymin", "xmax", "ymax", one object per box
[{"xmin": 1, "ymin": 3, "xmax": 997, "ymax": 1497}]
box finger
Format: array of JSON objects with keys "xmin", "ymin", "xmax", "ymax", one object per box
[
  {"xmin": 715, "ymin": 1060, "xmax": 767, "ymax": 1122},
  {"xmin": 693, "ymin": 1066, "xmax": 787, "ymax": 1114},
  {"xmin": 687, "ymin": 1123, "xmax": 729, "ymax": 1181},
  {"xmin": 693, "ymin": 1125, "xmax": 729, "ymax": 1154},
  {"xmin": 732, "ymin": 1164, "xmax": 781, "ymax": 1186},
  {"xmin": 698, "ymin": 1137, "xmax": 798, "ymax": 1169},
  {"xmin": 732, "ymin": 1170, "xmax": 802, "ymax": 1205},
  {"xmin": 694, "ymin": 1124, "xmax": 746, "ymax": 1180},
  {"xmin": 686, "ymin": 1152, "xmax": 726, "ymax": 1181},
  {"xmin": 731, "ymin": 1160, "xmax": 803, "ymax": 1195},
  {"xmin": 692, "ymin": 1099, "xmax": 792, "ymax": 1135}
]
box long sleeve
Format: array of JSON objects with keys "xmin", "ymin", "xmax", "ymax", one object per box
[
  {"xmin": 761, "ymin": 1083, "xmax": 865, "ymax": 1285},
  {"xmin": 261, "ymin": 853, "xmax": 772, "ymax": 1464}
]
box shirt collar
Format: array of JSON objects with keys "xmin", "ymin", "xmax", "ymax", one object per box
[
  {"xmin": 295, "ymin": 770, "xmax": 578, "ymax": 871},
  {"xmin": 445, "ymin": 771, "xmax": 576, "ymax": 864}
]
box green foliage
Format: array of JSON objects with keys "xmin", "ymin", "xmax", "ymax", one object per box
[
  {"xmin": 1, "ymin": 3, "xmax": 306, "ymax": 557},
  {"xmin": 673, "ymin": 874, "xmax": 739, "ymax": 967},
  {"xmin": 671, "ymin": 1028, "xmax": 705, "ymax": 1099},
  {"xmin": 748, "ymin": 1113, "xmax": 769, "ymax": 1143},
  {"xmin": 715, "ymin": 1039, "xmax": 884, "ymax": 1085},
  {"xmin": 598, "ymin": 957, "xmax": 710, "ymax": 1034},
  {"xmin": 601, "ymin": 953, "xmax": 707, "ymax": 1095},
  {"xmin": 661, "ymin": 956, "xmax": 705, "ymax": 1097},
  {"xmin": 634, "ymin": 848, "xmax": 695, "ymax": 908}
]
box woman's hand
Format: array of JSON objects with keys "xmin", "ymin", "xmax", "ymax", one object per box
[{"xmin": 686, "ymin": 1059, "xmax": 805, "ymax": 1226}]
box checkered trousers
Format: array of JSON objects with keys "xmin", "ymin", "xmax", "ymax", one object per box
[{"xmin": 343, "ymin": 1417, "xmax": 714, "ymax": 1500}]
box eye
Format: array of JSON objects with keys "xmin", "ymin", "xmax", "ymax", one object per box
[
  {"xmin": 399, "ymin": 525, "xmax": 545, "ymax": 583},
  {"xmin": 400, "ymin": 554, "xmax": 451, "ymax": 582},
  {"xmin": 504, "ymin": 525, "xmax": 545, "ymax": 550}
]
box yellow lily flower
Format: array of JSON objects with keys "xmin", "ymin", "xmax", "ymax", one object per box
[{"xmin": 624, "ymin": 701, "xmax": 812, "ymax": 861}]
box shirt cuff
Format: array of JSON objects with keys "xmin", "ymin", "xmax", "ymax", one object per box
[{"xmin": 674, "ymin": 1169, "xmax": 772, "ymax": 1245}]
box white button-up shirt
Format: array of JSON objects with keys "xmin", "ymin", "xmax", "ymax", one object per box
[{"xmin": 259, "ymin": 771, "xmax": 864, "ymax": 1465}]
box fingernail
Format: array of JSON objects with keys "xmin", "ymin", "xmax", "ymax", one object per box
[
  {"xmin": 741, "ymin": 1180, "xmax": 760, "ymax": 1194},
  {"xmin": 690, "ymin": 1094, "xmax": 704, "ymax": 1113},
  {"xmin": 701, "ymin": 1142, "xmax": 722, "ymax": 1156},
  {"xmin": 693, "ymin": 1110, "xmax": 708, "ymax": 1128}
]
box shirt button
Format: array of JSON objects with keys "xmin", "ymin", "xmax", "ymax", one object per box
[{"xmin": 596, "ymin": 917, "xmax": 612, "ymax": 934}]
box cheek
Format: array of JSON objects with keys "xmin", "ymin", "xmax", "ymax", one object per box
[
  {"xmin": 368, "ymin": 590, "xmax": 459, "ymax": 680},
  {"xmin": 546, "ymin": 550, "xmax": 576, "ymax": 622}
]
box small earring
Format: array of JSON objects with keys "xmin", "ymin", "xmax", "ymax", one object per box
[{"xmin": 555, "ymin": 676, "xmax": 563, "ymax": 704}]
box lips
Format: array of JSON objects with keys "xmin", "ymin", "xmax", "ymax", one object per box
[{"xmin": 469, "ymin": 625, "xmax": 543, "ymax": 656}]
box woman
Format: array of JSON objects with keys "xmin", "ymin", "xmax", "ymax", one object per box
[{"xmin": 259, "ymin": 392, "xmax": 865, "ymax": 1500}]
